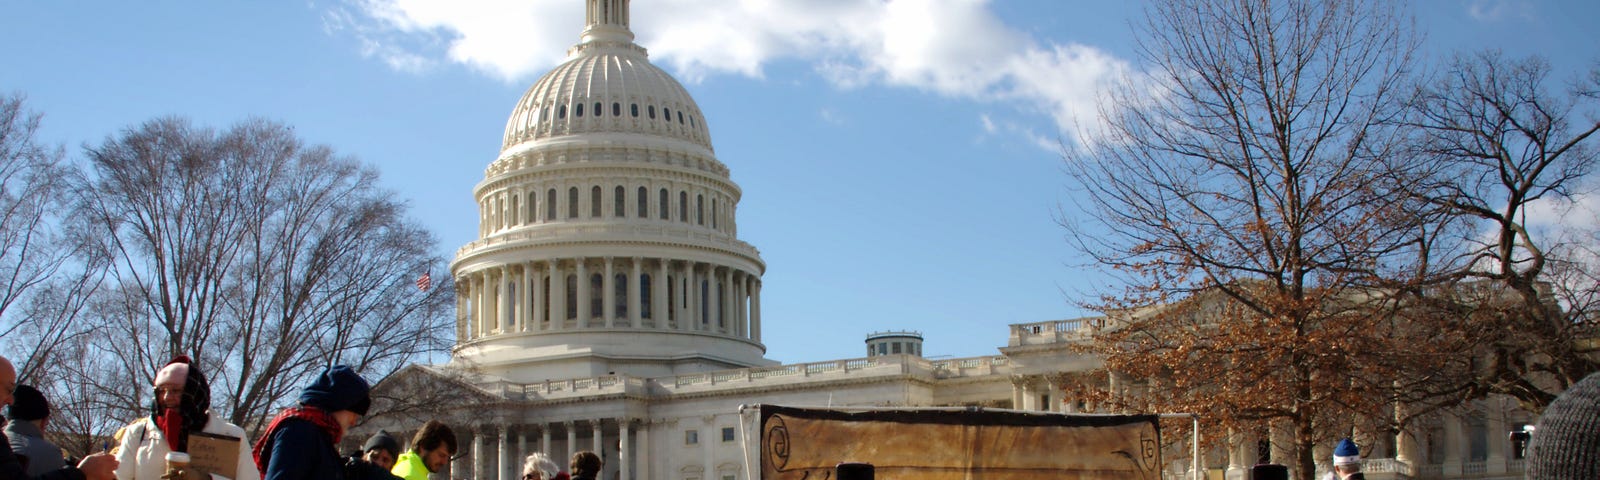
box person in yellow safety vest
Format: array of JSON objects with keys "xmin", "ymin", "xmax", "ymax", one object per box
[{"xmin": 390, "ymin": 421, "xmax": 455, "ymax": 480}]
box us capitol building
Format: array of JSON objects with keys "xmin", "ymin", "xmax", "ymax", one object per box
[{"xmin": 368, "ymin": 2, "xmax": 1537, "ymax": 479}]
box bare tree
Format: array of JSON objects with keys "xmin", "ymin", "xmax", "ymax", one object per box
[
  {"xmin": 74, "ymin": 117, "xmax": 455, "ymax": 431},
  {"xmin": 1393, "ymin": 52, "xmax": 1600, "ymax": 413},
  {"xmin": 1059, "ymin": 0, "xmax": 1420, "ymax": 477}
]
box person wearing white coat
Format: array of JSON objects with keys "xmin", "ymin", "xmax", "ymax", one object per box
[{"xmin": 113, "ymin": 356, "xmax": 258, "ymax": 480}]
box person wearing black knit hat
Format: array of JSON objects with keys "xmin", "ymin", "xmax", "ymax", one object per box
[
  {"xmin": 253, "ymin": 365, "xmax": 372, "ymax": 480},
  {"xmin": 342, "ymin": 430, "xmax": 402, "ymax": 480},
  {"xmin": 1526, "ymin": 371, "xmax": 1600, "ymax": 480},
  {"xmin": 0, "ymin": 354, "xmax": 119, "ymax": 480},
  {"xmin": 114, "ymin": 355, "xmax": 259, "ymax": 480},
  {"xmin": 6, "ymin": 384, "xmax": 66, "ymax": 476}
]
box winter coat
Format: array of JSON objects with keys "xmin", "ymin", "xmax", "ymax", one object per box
[
  {"xmin": 342, "ymin": 453, "xmax": 400, "ymax": 480},
  {"xmin": 258, "ymin": 419, "xmax": 343, "ymax": 480},
  {"xmin": 388, "ymin": 452, "xmax": 430, "ymax": 480},
  {"xmin": 0, "ymin": 427, "xmax": 84, "ymax": 480},
  {"xmin": 4, "ymin": 421, "xmax": 64, "ymax": 477},
  {"xmin": 113, "ymin": 411, "xmax": 259, "ymax": 480}
]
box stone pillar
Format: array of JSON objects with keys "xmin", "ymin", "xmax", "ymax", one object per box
[
  {"xmin": 499, "ymin": 266, "xmax": 512, "ymax": 333},
  {"xmin": 543, "ymin": 424, "xmax": 553, "ymax": 456},
  {"xmin": 531, "ymin": 261, "xmax": 544, "ymax": 331},
  {"xmin": 1269, "ymin": 421, "xmax": 1292, "ymax": 466},
  {"xmin": 519, "ymin": 426, "xmax": 529, "ymax": 476},
  {"xmin": 550, "ymin": 261, "xmax": 565, "ymax": 330},
  {"xmin": 474, "ymin": 427, "xmax": 486, "ymax": 480},
  {"xmin": 654, "ymin": 260, "xmax": 669, "ymax": 329},
  {"xmin": 1443, "ymin": 412, "xmax": 1464, "ymax": 475},
  {"xmin": 687, "ymin": 263, "xmax": 700, "ymax": 330},
  {"xmin": 735, "ymin": 273, "xmax": 747, "ymax": 338},
  {"xmin": 638, "ymin": 421, "xmax": 651, "ymax": 480},
  {"xmin": 475, "ymin": 272, "xmax": 488, "ymax": 338},
  {"xmin": 576, "ymin": 259, "xmax": 590, "ymax": 327},
  {"xmin": 629, "ymin": 258, "xmax": 642, "ymax": 327},
  {"xmin": 592, "ymin": 419, "xmax": 603, "ymax": 456},
  {"xmin": 499, "ymin": 424, "xmax": 511, "ymax": 480},
  {"xmin": 1010, "ymin": 376, "xmax": 1025, "ymax": 411},
  {"xmin": 519, "ymin": 263, "xmax": 532, "ymax": 332},
  {"xmin": 603, "ymin": 257, "xmax": 616, "ymax": 327},
  {"xmin": 566, "ymin": 421, "xmax": 577, "ymax": 463},
  {"xmin": 619, "ymin": 419, "xmax": 632, "ymax": 480},
  {"xmin": 456, "ymin": 278, "xmax": 470, "ymax": 340},
  {"xmin": 1487, "ymin": 404, "xmax": 1508, "ymax": 474},
  {"xmin": 751, "ymin": 280, "xmax": 762, "ymax": 342}
]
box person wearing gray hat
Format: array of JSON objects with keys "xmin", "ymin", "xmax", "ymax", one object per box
[
  {"xmin": 1526, "ymin": 372, "xmax": 1600, "ymax": 479},
  {"xmin": 5, "ymin": 384, "xmax": 65, "ymax": 476}
]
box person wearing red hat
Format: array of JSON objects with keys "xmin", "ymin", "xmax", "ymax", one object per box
[{"xmin": 114, "ymin": 355, "xmax": 258, "ymax": 480}]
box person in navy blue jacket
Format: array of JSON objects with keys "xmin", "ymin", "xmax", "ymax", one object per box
[{"xmin": 251, "ymin": 366, "xmax": 371, "ymax": 480}]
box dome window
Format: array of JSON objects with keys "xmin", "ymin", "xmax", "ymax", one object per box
[
  {"xmin": 590, "ymin": 186, "xmax": 602, "ymax": 218},
  {"xmin": 658, "ymin": 189, "xmax": 669, "ymax": 220},
  {"xmin": 648, "ymin": 105, "xmax": 656, "ymax": 119},
  {"xmin": 678, "ymin": 111, "xmax": 685, "ymax": 124},
  {"xmin": 614, "ymin": 103, "xmax": 622, "ymax": 116},
  {"xmin": 613, "ymin": 186, "xmax": 625, "ymax": 217},
  {"xmin": 663, "ymin": 108, "xmax": 671, "ymax": 122},
  {"xmin": 637, "ymin": 186, "xmax": 648, "ymax": 218},
  {"xmin": 546, "ymin": 189, "xmax": 557, "ymax": 221},
  {"xmin": 575, "ymin": 103, "xmax": 584, "ymax": 117},
  {"xmin": 678, "ymin": 191, "xmax": 688, "ymax": 222},
  {"xmin": 568, "ymin": 187, "xmax": 579, "ymax": 219},
  {"xmin": 594, "ymin": 102, "xmax": 603, "ymax": 117},
  {"xmin": 690, "ymin": 115, "xmax": 696, "ymax": 129},
  {"xmin": 631, "ymin": 104, "xmax": 639, "ymax": 117},
  {"xmin": 558, "ymin": 104, "xmax": 567, "ymax": 119}
]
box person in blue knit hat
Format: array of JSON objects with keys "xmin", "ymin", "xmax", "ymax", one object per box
[
  {"xmin": 251, "ymin": 365, "xmax": 372, "ymax": 480},
  {"xmin": 1329, "ymin": 438, "xmax": 1364, "ymax": 480}
]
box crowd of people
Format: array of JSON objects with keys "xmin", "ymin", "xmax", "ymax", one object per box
[
  {"xmin": 3, "ymin": 351, "xmax": 1597, "ymax": 479},
  {"xmin": 0, "ymin": 354, "xmax": 605, "ymax": 480}
]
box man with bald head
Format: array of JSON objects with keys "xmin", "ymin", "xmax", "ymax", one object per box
[{"xmin": 0, "ymin": 355, "xmax": 118, "ymax": 480}]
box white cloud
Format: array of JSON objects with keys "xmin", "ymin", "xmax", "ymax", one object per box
[
  {"xmin": 1466, "ymin": 0, "xmax": 1536, "ymax": 22},
  {"xmin": 327, "ymin": 0, "xmax": 1138, "ymax": 147}
]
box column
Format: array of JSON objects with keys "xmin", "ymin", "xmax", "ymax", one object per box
[
  {"xmin": 475, "ymin": 272, "xmax": 488, "ymax": 338},
  {"xmin": 735, "ymin": 273, "xmax": 747, "ymax": 337},
  {"xmin": 719, "ymin": 268, "xmax": 732, "ymax": 333},
  {"xmin": 619, "ymin": 419, "xmax": 631, "ymax": 480},
  {"xmin": 1443, "ymin": 412, "xmax": 1464, "ymax": 475},
  {"xmin": 531, "ymin": 261, "xmax": 544, "ymax": 331},
  {"xmin": 603, "ymin": 257, "xmax": 616, "ymax": 327},
  {"xmin": 638, "ymin": 421, "xmax": 650, "ymax": 480},
  {"xmin": 1485, "ymin": 401, "xmax": 1508, "ymax": 474},
  {"xmin": 751, "ymin": 280, "xmax": 762, "ymax": 342},
  {"xmin": 576, "ymin": 259, "xmax": 590, "ymax": 326},
  {"xmin": 654, "ymin": 260, "xmax": 669, "ymax": 329},
  {"xmin": 456, "ymin": 279, "xmax": 470, "ymax": 340},
  {"xmin": 543, "ymin": 424, "xmax": 553, "ymax": 456},
  {"xmin": 566, "ymin": 421, "xmax": 577, "ymax": 462},
  {"xmin": 519, "ymin": 263, "xmax": 532, "ymax": 332},
  {"xmin": 1269, "ymin": 421, "xmax": 1291, "ymax": 466},
  {"xmin": 519, "ymin": 427, "xmax": 529, "ymax": 477},
  {"xmin": 499, "ymin": 266, "xmax": 512, "ymax": 333},
  {"xmin": 1010, "ymin": 376, "xmax": 1025, "ymax": 410},
  {"xmin": 550, "ymin": 261, "xmax": 566, "ymax": 330},
  {"xmin": 592, "ymin": 420, "xmax": 603, "ymax": 456},
  {"xmin": 684, "ymin": 263, "xmax": 698, "ymax": 330},
  {"xmin": 629, "ymin": 258, "xmax": 642, "ymax": 327},
  {"xmin": 1021, "ymin": 378, "xmax": 1037, "ymax": 411},
  {"xmin": 499, "ymin": 424, "xmax": 511, "ymax": 480},
  {"xmin": 474, "ymin": 427, "xmax": 486, "ymax": 480}
]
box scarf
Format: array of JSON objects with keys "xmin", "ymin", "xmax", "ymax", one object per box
[
  {"xmin": 156, "ymin": 408, "xmax": 187, "ymax": 452},
  {"xmin": 251, "ymin": 406, "xmax": 344, "ymax": 474}
]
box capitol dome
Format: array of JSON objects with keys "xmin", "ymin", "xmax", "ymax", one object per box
[{"xmin": 451, "ymin": 0, "xmax": 770, "ymax": 382}]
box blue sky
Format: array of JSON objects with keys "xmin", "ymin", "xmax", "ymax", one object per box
[{"xmin": 3, "ymin": 0, "xmax": 1597, "ymax": 365}]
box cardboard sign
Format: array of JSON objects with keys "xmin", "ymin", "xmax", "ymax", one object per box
[{"xmin": 187, "ymin": 431, "xmax": 241, "ymax": 479}]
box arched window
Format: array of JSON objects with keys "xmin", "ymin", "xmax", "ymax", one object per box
[
  {"xmin": 615, "ymin": 273, "xmax": 628, "ymax": 319},
  {"xmin": 567, "ymin": 187, "xmax": 579, "ymax": 219},
  {"xmin": 558, "ymin": 104, "xmax": 567, "ymax": 119},
  {"xmin": 641, "ymin": 273, "xmax": 653, "ymax": 319},
  {"xmin": 678, "ymin": 191, "xmax": 688, "ymax": 222},
  {"xmin": 613, "ymin": 103, "xmax": 621, "ymax": 116},
  {"xmin": 590, "ymin": 273, "xmax": 604, "ymax": 319},
  {"xmin": 699, "ymin": 279, "xmax": 710, "ymax": 325},
  {"xmin": 663, "ymin": 107, "xmax": 671, "ymax": 122},
  {"xmin": 648, "ymin": 105, "xmax": 656, "ymax": 119},
  {"xmin": 717, "ymin": 280, "xmax": 726, "ymax": 328},
  {"xmin": 659, "ymin": 189, "xmax": 670, "ymax": 220},
  {"xmin": 546, "ymin": 189, "xmax": 557, "ymax": 221},
  {"xmin": 510, "ymin": 195, "xmax": 519, "ymax": 226},
  {"xmin": 614, "ymin": 186, "xmax": 625, "ymax": 217},
  {"xmin": 711, "ymin": 200, "xmax": 718, "ymax": 229},
  {"xmin": 690, "ymin": 115, "xmax": 696, "ymax": 129},
  {"xmin": 637, "ymin": 186, "xmax": 648, "ymax": 218},
  {"xmin": 631, "ymin": 104, "xmax": 639, "ymax": 117},
  {"xmin": 575, "ymin": 103, "xmax": 583, "ymax": 117},
  {"xmin": 594, "ymin": 102, "xmax": 602, "ymax": 117},
  {"xmin": 696, "ymin": 194, "xmax": 705, "ymax": 225},
  {"xmin": 678, "ymin": 111, "xmax": 685, "ymax": 124},
  {"xmin": 591, "ymin": 186, "xmax": 602, "ymax": 218},
  {"xmin": 666, "ymin": 275, "xmax": 675, "ymax": 324}
]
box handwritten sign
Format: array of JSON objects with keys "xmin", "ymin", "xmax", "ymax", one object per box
[{"xmin": 187, "ymin": 431, "xmax": 241, "ymax": 479}]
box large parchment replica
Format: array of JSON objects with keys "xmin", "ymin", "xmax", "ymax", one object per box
[{"xmin": 757, "ymin": 405, "xmax": 1163, "ymax": 480}]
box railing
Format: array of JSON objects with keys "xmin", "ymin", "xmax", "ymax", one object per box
[
  {"xmin": 1364, "ymin": 458, "xmax": 1412, "ymax": 474},
  {"xmin": 457, "ymin": 222, "xmax": 760, "ymax": 258},
  {"xmin": 1009, "ymin": 317, "xmax": 1103, "ymax": 346}
]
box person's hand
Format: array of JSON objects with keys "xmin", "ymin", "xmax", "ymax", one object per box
[{"xmin": 76, "ymin": 453, "xmax": 119, "ymax": 480}]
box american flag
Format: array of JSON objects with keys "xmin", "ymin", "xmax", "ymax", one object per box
[{"xmin": 415, "ymin": 272, "xmax": 431, "ymax": 292}]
